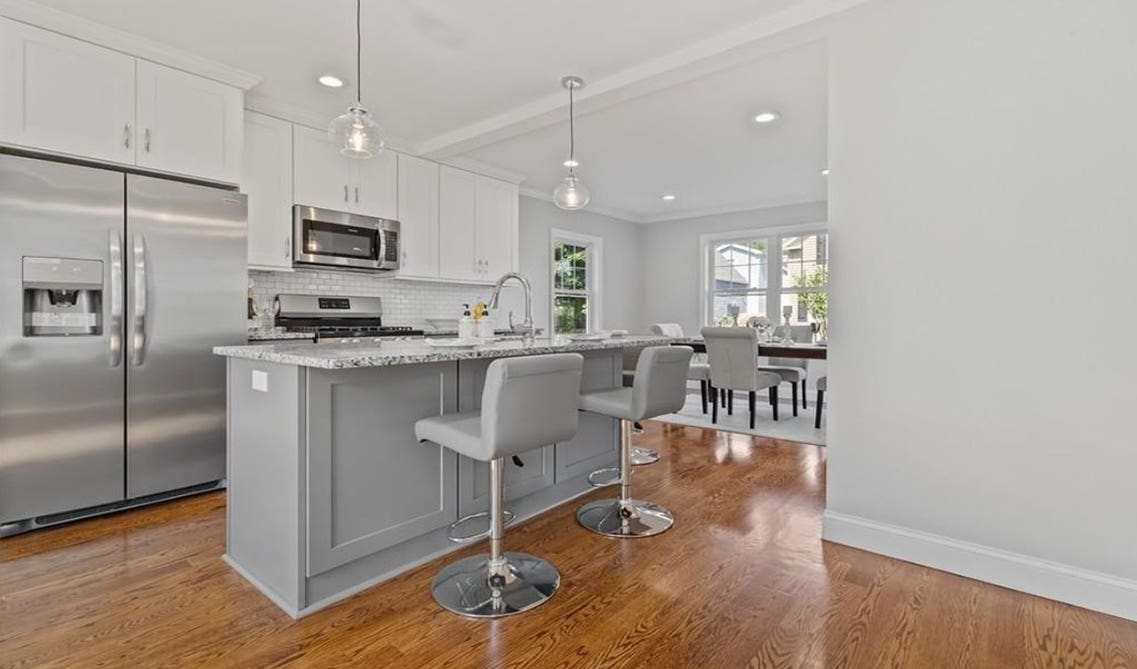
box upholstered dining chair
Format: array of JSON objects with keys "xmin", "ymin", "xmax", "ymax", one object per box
[
  {"xmin": 760, "ymin": 324, "xmax": 814, "ymax": 416},
  {"xmin": 700, "ymin": 327, "xmax": 782, "ymax": 427}
]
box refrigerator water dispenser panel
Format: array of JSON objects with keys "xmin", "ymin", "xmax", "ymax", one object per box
[{"xmin": 22, "ymin": 256, "xmax": 103, "ymax": 336}]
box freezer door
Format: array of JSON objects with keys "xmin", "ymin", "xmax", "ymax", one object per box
[
  {"xmin": 0, "ymin": 155, "xmax": 126, "ymax": 523},
  {"xmin": 125, "ymin": 175, "xmax": 246, "ymax": 498}
]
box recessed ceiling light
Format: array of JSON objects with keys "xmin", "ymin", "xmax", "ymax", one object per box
[
  {"xmin": 563, "ymin": 159, "xmax": 579, "ymax": 168},
  {"xmin": 753, "ymin": 111, "xmax": 781, "ymax": 124},
  {"xmin": 661, "ymin": 194, "xmax": 677, "ymax": 201},
  {"xmin": 318, "ymin": 75, "xmax": 344, "ymax": 88},
  {"xmin": 820, "ymin": 168, "xmax": 830, "ymax": 176}
]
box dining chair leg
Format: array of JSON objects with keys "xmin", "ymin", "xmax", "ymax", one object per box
[
  {"xmin": 801, "ymin": 380, "xmax": 807, "ymax": 409},
  {"xmin": 721, "ymin": 389, "xmax": 727, "ymax": 408},
  {"xmin": 815, "ymin": 389, "xmax": 825, "ymax": 429},
  {"xmin": 711, "ymin": 385, "xmax": 719, "ymax": 424},
  {"xmin": 727, "ymin": 389, "xmax": 734, "ymax": 415},
  {"xmin": 748, "ymin": 391, "xmax": 756, "ymax": 429},
  {"xmin": 699, "ymin": 380, "xmax": 708, "ymax": 414},
  {"xmin": 771, "ymin": 387, "xmax": 779, "ymax": 421},
  {"xmin": 791, "ymin": 382, "xmax": 799, "ymax": 417}
]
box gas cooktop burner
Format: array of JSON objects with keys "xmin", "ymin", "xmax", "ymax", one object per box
[
  {"xmin": 271, "ymin": 294, "xmax": 424, "ymax": 342},
  {"xmin": 309, "ymin": 326, "xmax": 424, "ymax": 341}
]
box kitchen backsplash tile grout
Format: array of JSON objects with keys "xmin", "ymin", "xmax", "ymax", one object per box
[{"xmin": 249, "ymin": 269, "xmax": 523, "ymax": 328}]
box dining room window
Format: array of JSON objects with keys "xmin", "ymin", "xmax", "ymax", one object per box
[
  {"xmin": 705, "ymin": 228, "xmax": 828, "ymax": 333},
  {"xmin": 552, "ymin": 230, "xmax": 601, "ymax": 334}
]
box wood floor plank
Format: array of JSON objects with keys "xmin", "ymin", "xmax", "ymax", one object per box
[{"xmin": 2, "ymin": 422, "xmax": 1136, "ymax": 669}]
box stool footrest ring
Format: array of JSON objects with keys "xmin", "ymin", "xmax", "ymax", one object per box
[
  {"xmin": 586, "ymin": 467, "xmax": 621, "ymax": 488},
  {"xmin": 447, "ymin": 510, "xmax": 516, "ymax": 544}
]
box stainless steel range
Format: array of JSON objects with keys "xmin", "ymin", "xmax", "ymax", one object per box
[{"xmin": 274, "ymin": 294, "xmax": 423, "ymax": 343}]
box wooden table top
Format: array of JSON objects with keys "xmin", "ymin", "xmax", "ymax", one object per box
[{"xmin": 675, "ymin": 337, "xmax": 828, "ymax": 360}]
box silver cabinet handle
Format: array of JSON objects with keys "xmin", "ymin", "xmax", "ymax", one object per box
[
  {"xmin": 131, "ymin": 232, "xmax": 148, "ymax": 366},
  {"xmin": 144, "ymin": 128, "xmax": 151, "ymax": 153},
  {"xmin": 285, "ymin": 235, "xmax": 291, "ymax": 261},
  {"xmin": 344, "ymin": 185, "xmax": 349, "ymax": 202},
  {"xmin": 123, "ymin": 124, "xmax": 131, "ymax": 149},
  {"xmin": 108, "ymin": 230, "xmax": 124, "ymax": 367},
  {"xmin": 354, "ymin": 186, "xmax": 359, "ymax": 203}
]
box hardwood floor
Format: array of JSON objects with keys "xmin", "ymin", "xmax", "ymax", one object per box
[{"xmin": 2, "ymin": 423, "xmax": 1136, "ymax": 668}]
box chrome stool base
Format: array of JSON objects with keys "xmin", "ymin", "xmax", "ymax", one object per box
[
  {"xmin": 629, "ymin": 446, "xmax": 660, "ymax": 465},
  {"xmin": 576, "ymin": 498, "xmax": 674, "ymax": 538},
  {"xmin": 431, "ymin": 551, "xmax": 560, "ymax": 618}
]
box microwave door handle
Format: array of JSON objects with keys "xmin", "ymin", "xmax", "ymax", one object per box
[
  {"xmin": 108, "ymin": 230, "xmax": 124, "ymax": 367},
  {"xmin": 131, "ymin": 232, "xmax": 149, "ymax": 366}
]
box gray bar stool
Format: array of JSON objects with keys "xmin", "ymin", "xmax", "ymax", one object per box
[
  {"xmin": 577, "ymin": 346, "xmax": 693, "ymax": 538},
  {"xmin": 415, "ymin": 353, "xmax": 584, "ymax": 618}
]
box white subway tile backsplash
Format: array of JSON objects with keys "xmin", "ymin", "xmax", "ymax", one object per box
[{"xmin": 249, "ymin": 269, "xmax": 523, "ymax": 328}]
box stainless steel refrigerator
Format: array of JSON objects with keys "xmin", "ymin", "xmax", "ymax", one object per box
[{"xmin": 0, "ymin": 154, "xmax": 247, "ymax": 536}]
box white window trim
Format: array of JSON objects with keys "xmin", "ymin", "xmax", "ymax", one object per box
[
  {"xmin": 698, "ymin": 222, "xmax": 828, "ymax": 327},
  {"xmin": 550, "ymin": 228, "xmax": 603, "ymax": 333}
]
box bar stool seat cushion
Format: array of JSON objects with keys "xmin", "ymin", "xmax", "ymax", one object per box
[
  {"xmin": 579, "ymin": 388, "xmax": 637, "ymax": 421},
  {"xmin": 415, "ymin": 412, "xmax": 483, "ymax": 461}
]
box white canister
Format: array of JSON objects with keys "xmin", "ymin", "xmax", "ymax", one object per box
[{"xmin": 476, "ymin": 317, "xmax": 495, "ymax": 339}]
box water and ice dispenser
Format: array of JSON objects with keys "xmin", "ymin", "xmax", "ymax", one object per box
[{"xmin": 22, "ymin": 257, "xmax": 103, "ymax": 337}]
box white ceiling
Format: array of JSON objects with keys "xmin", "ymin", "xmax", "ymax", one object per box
[
  {"xmin": 468, "ymin": 41, "xmax": 828, "ymax": 221},
  {"xmin": 20, "ymin": 0, "xmax": 837, "ymax": 221}
]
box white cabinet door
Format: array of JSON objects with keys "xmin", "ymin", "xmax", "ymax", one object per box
[
  {"xmin": 0, "ymin": 18, "xmax": 135, "ymax": 165},
  {"xmin": 396, "ymin": 154, "xmax": 439, "ymax": 278},
  {"xmin": 135, "ymin": 60, "xmax": 242, "ymax": 184},
  {"xmin": 293, "ymin": 125, "xmax": 352, "ymax": 212},
  {"xmin": 353, "ymin": 150, "xmax": 397, "ymax": 219},
  {"xmin": 475, "ymin": 176, "xmax": 518, "ymax": 279},
  {"xmin": 243, "ymin": 112, "xmax": 293, "ymax": 270},
  {"xmin": 438, "ymin": 166, "xmax": 479, "ymax": 282}
]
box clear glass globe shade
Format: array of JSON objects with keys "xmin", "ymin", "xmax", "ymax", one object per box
[
  {"xmin": 329, "ymin": 105, "xmax": 384, "ymax": 159},
  {"xmin": 553, "ymin": 174, "xmax": 590, "ymax": 210}
]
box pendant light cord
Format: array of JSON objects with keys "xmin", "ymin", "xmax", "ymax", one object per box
[
  {"xmin": 568, "ymin": 84, "xmax": 576, "ymax": 173},
  {"xmin": 356, "ymin": 0, "xmax": 362, "ymax": 105}
]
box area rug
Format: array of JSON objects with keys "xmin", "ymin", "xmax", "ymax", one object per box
[{"xmin": 653, "ymin": 388, "xmax": 827, "ymax": 446}]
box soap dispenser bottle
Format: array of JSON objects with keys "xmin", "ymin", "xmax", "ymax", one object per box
[
  {"xmin": 476, "ymin": 303, "xmax": 495, "ymax": 339},
  {"xmin": 458, "ymin": 304, "xmax": 476, "ymax": 340}
]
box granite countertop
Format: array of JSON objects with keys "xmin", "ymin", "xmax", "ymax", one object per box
[
  {"xmin": 215, "ymin": 335, "xmax": 677, "ymax": 369},
  {"xmin": 246, "ymin": 327, "xmax": 314, "ymax": 342}
]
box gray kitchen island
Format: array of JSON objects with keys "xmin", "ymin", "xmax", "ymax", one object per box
[{"xmin": 213, "ymin": 335, "xmax": 672, "ymax": 618}]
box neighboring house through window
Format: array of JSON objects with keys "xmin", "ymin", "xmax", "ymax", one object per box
[{"xmin": 551, "ymin": 229, "xmax": 602, "ymax": 334}]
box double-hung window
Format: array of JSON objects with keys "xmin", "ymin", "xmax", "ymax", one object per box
[
  {"xmin": 552, "ymin": 230, "xmax": 601, "ymax": 334},
  {"xmin": 705, "ymin": 227, "xmax": 828, "ymax": 329}
]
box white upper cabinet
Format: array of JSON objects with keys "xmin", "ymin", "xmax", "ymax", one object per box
[
  {"xmin": 135, "ymin": 60, "xmax": 242, "ymax": 184},
  {"xmin": 353, "ymin": 149, "xmax": 398, "ymax": 220},
  {"xmin": 243, "ymin": 112, "xmax": 293, "ymax": 270},
  {"xmin": 475, "ymin": 176, "xmax": 518, "ymax": 279},
  {"xmin": 438, "ymin": 166, "xmax": 480, "ymax": 282},
  {"xmin": 0, "ymin": 17, "xmax": 243, "ymax": 183},
  {"xmin": 396, "ymin": 154, "xmax": 439, "ymax": 279},
  {"xmin": 293, "ymin": 125, "xmax": 352, "ymax": 212},
  {"xmin": 292, "ymin": 124, "xmax": 397, "ymax": 218},
  {"xmin": 0, "ymin": 17, "xmax": 135, "ymax": 165}
]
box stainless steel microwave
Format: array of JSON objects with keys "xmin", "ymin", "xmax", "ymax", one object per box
[{"xmin": 293, "ymin": 205, "xmax": 400, "ymax": 271}]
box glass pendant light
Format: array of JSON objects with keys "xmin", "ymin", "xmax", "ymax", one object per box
[
  {"xmin": 553, "ymin": 76, "xmax": 590, "ymax": 210},
  {"xmin": 329, "ymin": 0, "xmax": 383, "ymax": 158}
]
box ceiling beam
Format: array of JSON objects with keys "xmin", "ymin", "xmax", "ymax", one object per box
[{"xmin": 414, "ymin": 0, "xmax": 872, "ymax": 159}]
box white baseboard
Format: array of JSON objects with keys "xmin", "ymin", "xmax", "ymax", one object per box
[{"xmin": 822, "ymin": 511, "xmax": 1137, "ymax": 622}]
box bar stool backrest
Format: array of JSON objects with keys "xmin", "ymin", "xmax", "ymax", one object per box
[
  {"xmin": 630, "ymin": 346, "xmax": 694, "ymax": 420},
  {"xmin": 701, "ymin": 327, "xmax": 760, "ymax": 392},
  {"xmin": 480, "ymin": 353, "xmax": 584, "ymax": 460}
]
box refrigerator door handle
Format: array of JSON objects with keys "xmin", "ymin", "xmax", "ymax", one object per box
[
  {"xmin": 108, "ymin": 230, "xmax": 124, "ymax": 367},
  {"xmin": 131, "ymin": 232, "xmax": 149, "ymax": 366}
]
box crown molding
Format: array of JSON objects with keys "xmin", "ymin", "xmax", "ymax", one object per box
[
  {"xmin": 416, "ymin": 0, "xmax": 871, "ymax": 158},
  {"xmin": 519, "ymin": 187, "xmax": 641, "ymax": 223},
  {"xmin": 0, "ymin": 0, "xmax": 261, "ymax": 89},
  {"xmin": 440, "ymin": 156, "xmax": 528, "ymax": 186}
]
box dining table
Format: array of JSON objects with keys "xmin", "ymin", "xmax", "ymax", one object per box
[{"xmin": 672, "ymin": 336, "xmax": 828, "ymax": 360}]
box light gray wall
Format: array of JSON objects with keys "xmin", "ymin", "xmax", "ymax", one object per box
[
  {"xmin": 518, "ymin": 195, "xmax": 644, "ymax": 333},
  {"xmin": 639, "ymin": 201, "xmax": 828, "ymax": 336},
  {"xmin": 826, "ymin": 0, "xmax": 1137, "ymax": 620}
]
